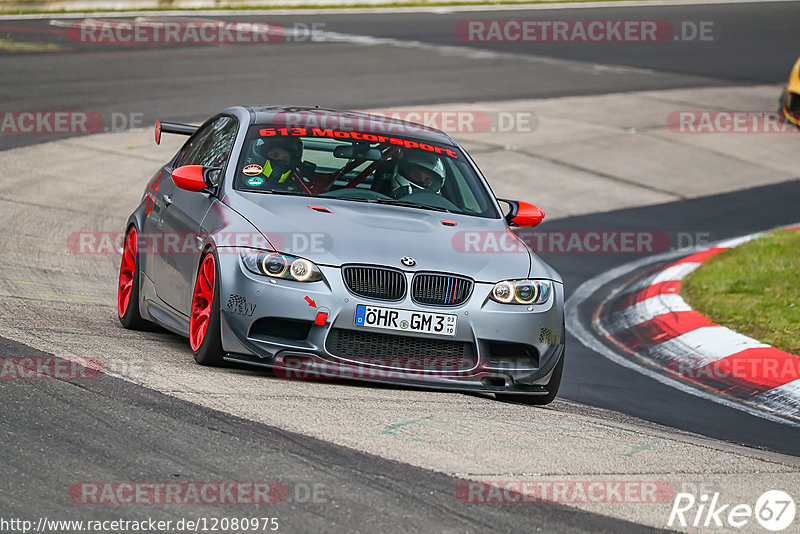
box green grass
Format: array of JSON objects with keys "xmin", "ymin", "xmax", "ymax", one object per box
[
  {"xmin": 0, "ymin": 38, "xmax": 63, "ymax": 51},
  {"xmin": 682, "ymin": 228, "xmax": 800, "ymax": 356}
]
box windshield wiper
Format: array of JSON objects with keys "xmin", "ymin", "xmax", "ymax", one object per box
[
  {"xmin": 328, "ymin": 197, "xmax": 373, "ymax": 203},
  {"xmin": 371, "ymin": 198, "xmax": 451, "ymax": 213},
  {"xmin": 317, "ymin": 195, "xmax": 453, "ymax": 213},
  {"xmin": 254, "ymin": 190, "xmax": 316, "ymax": 198}
]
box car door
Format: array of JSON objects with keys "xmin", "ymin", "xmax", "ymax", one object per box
[{"xmin": 153, "ymin": 114, "xmax": 238, "ymax": 315}]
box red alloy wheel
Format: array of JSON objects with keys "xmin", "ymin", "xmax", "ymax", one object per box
[
  {"xmin": 117, "ymin": 227, "xmax": 138, "ymax": 318},
  {"xmin": 190, "ymin": 254, "xmax": 216, "ymax": 351}
]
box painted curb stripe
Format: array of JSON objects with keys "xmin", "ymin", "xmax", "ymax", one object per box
[
  {"xmin": 672, "ymin": 247, "xmax": 728, "ymax": 265},
  {"xmin": 568, "ymin": 248, "xmax": 800, "ymax": 427},
  {"xmin": 655, "ymin": 326, "xmax": 770, "ymax": 369},
  {"xmin": 597, "ymin": 227, "xmax": 800, "ymax": 419},
  {"xmin": 610, "ymin": 310, "xmax": 716, "ymax": 351},
  {"xmin": 695, "ymin": 347, "xmax": 800, "ymax": 399},
  {"xmin": 750, "ymin": 379, "xmax": 800, "ymax": 415},
  {"xmin": 605, "ymin": 280, "xmax": 682, "ymax": 315},
  {"xmin": 603, "ymin": 294, "xmax": 692, "ymax": 333},
  {"xmin": 608, "ymin": 249, "xmax": 727, "ymax": 317},
  {"xmin": 617, "ymin": 263, "xmax": 701, "ymax": 297}
]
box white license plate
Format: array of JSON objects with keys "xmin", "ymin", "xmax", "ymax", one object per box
[{"xmin": 354, "ymin": 304, "xmax": 457, "ymax": 337}]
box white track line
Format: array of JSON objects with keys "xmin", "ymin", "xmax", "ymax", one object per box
[
  {"xmin": 3, "ymin": 0, "xmax": 800, "ymax": 20},
  {"xmin": 46, "ymin": 17, "xmax": 654, "ymax": 75},
  {"xmin": 619, "ymin": 262, "xmax": 702, "ymax": 296},
  {"xmin": 603, "ymin": 293, "xmax": 692, "ymax": 331},
  {"xmin": 565, "ymin": 244, "xmax": 800, "ymax": 428},
  {"xmin": 645, "ymin": 326, "xmax": 769, "ymax": 368}
]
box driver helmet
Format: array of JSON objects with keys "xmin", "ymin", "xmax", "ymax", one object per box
[
  {"xmin": 255, "ymin": 137, "xmax": 303, "ymax": 179},
  {"xmin": 391, "ymin": 150, "xmax": 446, "ymax": 194}
]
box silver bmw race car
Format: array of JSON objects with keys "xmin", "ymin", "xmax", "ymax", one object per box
[{"xmin": 118, "ymin": 106, "xmax": 565, "ymax": 404}]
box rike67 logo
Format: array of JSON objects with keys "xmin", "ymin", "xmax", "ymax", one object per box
[{"xmin": 668, "ymin": 490, "xmax": 795, "ymax": 531}]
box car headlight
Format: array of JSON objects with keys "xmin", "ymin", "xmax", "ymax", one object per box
[
  {"xmin": 240, "ymin": 249, "xmax": 323, "ymax": 282},
  {"xmin": 490, "ymin": 280, "xmax": 552, "ymax": 305}
]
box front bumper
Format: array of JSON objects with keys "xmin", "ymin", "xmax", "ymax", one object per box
[{"xmin": 216, "ymin": 251, "xmax": 565, "ymax": 393}]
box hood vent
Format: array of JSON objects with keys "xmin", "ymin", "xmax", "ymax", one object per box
[{"xmin": 307, "ymin": 205, "xmax": 333, "ymax": 213}]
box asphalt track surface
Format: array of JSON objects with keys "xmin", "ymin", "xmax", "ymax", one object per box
[
  {"xmin": 549, "ymin": 180, "xmax": 800, "ymax": 454},
  {"xmin": 0, "ymin": 336, "xmax": 644, "ymax": 533},
  {"xmin": 1, "ymin": 0, "xmax": 799, "ymax": 150},
  {"xmin": 1, "ymin": 0, "xmax": 799, "ymax": 530}
]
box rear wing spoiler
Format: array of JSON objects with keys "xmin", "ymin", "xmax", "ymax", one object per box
[{"xmin": 154, "ymin": 120, "xmax": 198, "ymax": 145}]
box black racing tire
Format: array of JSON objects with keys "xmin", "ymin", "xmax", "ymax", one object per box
[
  {"xmin": 189, "ymin": 250, "xmax": 226, "ymax": 366},
  {"xmin": 118, "ymin": 226, "xmax": 152, "ymax": 331}
]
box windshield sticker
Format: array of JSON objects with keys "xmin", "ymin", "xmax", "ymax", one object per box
[
  {"xmin": 242, "ymin": 164, "xmax": 263, "ymax": 176},
  {"xmin": 246, "ymin": 176, "xmax": 265, "ymax": 186},
  {"xmin": 259, "ymin": 127, "xmax": 458, "ymax": 159}
]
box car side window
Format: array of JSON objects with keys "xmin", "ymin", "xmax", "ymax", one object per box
[{"xmin": 175, "ymin": 115, "xmax": 238, "ymax": 174}]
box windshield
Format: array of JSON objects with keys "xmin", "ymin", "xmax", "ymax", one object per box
[{"xmin": 233, "ymin": 125, "xmax": 499, "ymax": 218}]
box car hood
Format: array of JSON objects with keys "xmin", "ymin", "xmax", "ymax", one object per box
[{"xmin": 223, "ymin": 192, "xmax": 559, "ymax": 283}]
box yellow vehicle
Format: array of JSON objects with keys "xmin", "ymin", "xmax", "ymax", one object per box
[{"xmin": 780, "ymin": 56, "xmax": 800, "ymax": 127}]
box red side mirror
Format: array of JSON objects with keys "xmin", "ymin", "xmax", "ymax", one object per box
[
  {"xmin": 172, "ymin": 165, "xmax": 208, "ymax": 192},
  {"xmin": 154, "ymin": 120, "xmax": 162, "ymax": 145},
  {"xmin": 502, "ymin": 199, "xmax": 544, "ymax": 228}
]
